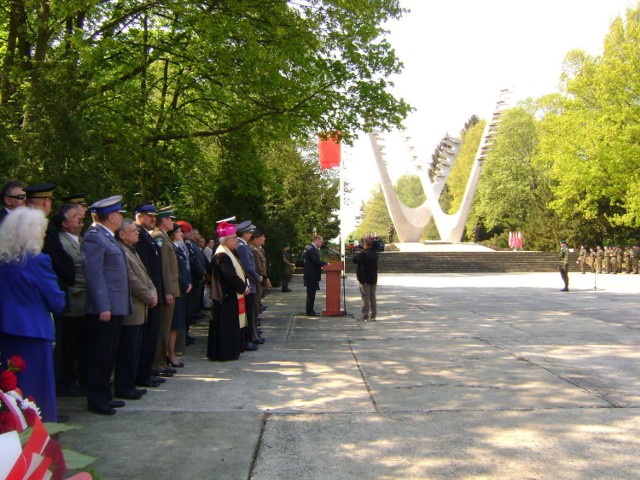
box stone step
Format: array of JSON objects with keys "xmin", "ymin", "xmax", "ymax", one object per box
[{"xmin": 342, "ymin": 251, "xmax": 571, "ymax": 273}]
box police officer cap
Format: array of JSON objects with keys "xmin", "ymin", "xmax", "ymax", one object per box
[
  {"xmin": 90, "ymin": 195, "xmax": 126, "ymax": 216},
  {"xmin": 24, "ymin": 182, "xmax": 56, "ymax": 199},
  {"xmin": 251, "ymin": 227, "xmax": 265, "ymax": 238},
  {"xmin": 134, "ymin": 201, "xmax": 157, "ymax": 215},
  {"xmin": 560, "ymin": 239, "xmax": 567, "ymax": 244},
  {"xmin": 236, "ymin": 220, "xmax": 255, "ymax": 234},
  {"xmin": 62, "ymin": 192, "xmax": 87, "ymax": 205},
  {"xmin": 156, "ymin": 206, "xmax": 176, "ymax": 219}
]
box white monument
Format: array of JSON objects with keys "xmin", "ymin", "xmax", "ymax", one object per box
[{"xmin": 369, "ymin": 90, "xmax": 510, "ymax": 243}]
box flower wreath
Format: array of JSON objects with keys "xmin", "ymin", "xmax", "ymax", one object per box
[{"xmin": 0, "ymin": 355, "xmax": 92, "ymax": 480}]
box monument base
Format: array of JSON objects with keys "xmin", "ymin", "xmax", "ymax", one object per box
[{"xmin": 391, "ymin": 242, "xmax": 495, "ymax": 253}]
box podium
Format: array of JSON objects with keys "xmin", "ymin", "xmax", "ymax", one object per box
[{"xmin": 322, "ymin": 261, "xmax": 344, "ymax": 316}]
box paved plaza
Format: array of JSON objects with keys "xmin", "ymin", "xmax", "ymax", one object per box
[{"xmin": 59, "ymin": 271, "xmax": 640, "ymax": 479}]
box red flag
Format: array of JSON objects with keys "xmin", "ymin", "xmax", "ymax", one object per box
[{"xmin": 318, "ymin": 132, "xmax": 341, "ymax": 169}]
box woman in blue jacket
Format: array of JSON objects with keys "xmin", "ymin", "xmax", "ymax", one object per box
[{"xmin": 0, "ymin": 207, "xmax": 66, "ymax": 422}]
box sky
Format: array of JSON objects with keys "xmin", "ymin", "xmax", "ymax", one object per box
[{"xmin": 341, "ymin": 0, "xmax": 638, "ymax": 233}]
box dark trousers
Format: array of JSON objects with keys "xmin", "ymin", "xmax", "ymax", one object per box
[
  {"xmin": 53, "ymin": 314, "xmax": 63, "ymax": 387},
  {"xmin": 560, "ymin": 267, "xmax": 569, "ymax": 289},
  {"xmin": 115, "ymin": 324, "xmax": 143, "ymax": 395},
  {"xmin": 186, "ymin": 278, "xmax": 203, "ymax": 321},
  {"xmin": 244, "ymin": 292, "xmax": 255, "ymax": 343},
  {"xmin": 137, "ymin": 305, "xmax": 161, "ymax": 383},
  {"xmin": 306, "ymin": 281, "xmax": 319, "ymax": 314},
  {"xmin": 85, "ymin": 314, "xmax": 123, "ymax": 409},
  {"xmin": 59, "ymin": 315, "xmax": 87, "ymax": 389}
]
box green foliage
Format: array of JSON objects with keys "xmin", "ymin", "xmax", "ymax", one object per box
[
  {"xmin": 446, "ymin": 120, "xmax": 484, "ymax": 214},
  {"xmin": 0, "ymin": 0, "xmax": 408, "ymax": 248},
  {"xmin": 395, "ymin": 174, "xmax": 425, "ymax": 208},
  {"xmin": 352, "ymin": 174, "xmax": 424, "ymax": 239},
  {"xmin": 535, "ymin": 5, "xmax": 640, "ymax": 244},
  {"xmin": 352, "ymin": 185, "xmax": 391, "ymax": 239}
]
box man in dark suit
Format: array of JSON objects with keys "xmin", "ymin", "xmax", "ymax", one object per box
[
  {"xmin": 82, "ymin": 195, "xmax": 132, "ymax": 415},
  {"xmin": 0, "ymin": 180, "xmax": 26, "ymax": 224},
  {"xmin": 55, "ymin": 203, "xmax": 87, "ymax": 396},
  {"xmin": 304, "ymin": 235, "xmax": 327, "ymax": 316},
  {"xmin": 134, "ymin": 202, "xmax": 167, "ymax": 388},
  {"xmin": 26, "ymin": 182, "xmax": 77, "ymax": 395},
  {"xmin": 178, "ymin": 221, "xmax": 207, "ymax": 346}
]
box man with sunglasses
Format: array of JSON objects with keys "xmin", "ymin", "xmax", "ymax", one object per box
[{"xmin": 0, "ymin": 180, "xmax": 26, "ymax": 225}]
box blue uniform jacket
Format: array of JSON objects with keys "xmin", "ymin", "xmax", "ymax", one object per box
[
  {"xmin": 236, "ymin": 239, "xmax": 260, "ymax": 294},
  {"xmin": 81, "ymin": 225, "xmax": 132, "ymax": 316},
  {"xmin": 0, "ymin": 253, "xmax": 66, "ymax": 340}
]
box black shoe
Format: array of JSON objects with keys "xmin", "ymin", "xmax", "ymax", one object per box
[
  {"xmin": 150, "ymin": 376, "xmax": 166, "ymax": 383},
  {"xmin": 254, "ymin": 337, "xmax": 266, "ymax": 344},
  {"xmin": 306, "ymin": 311, "xmax": 319, "ymax": 316},
  {"xmin": 164, "ymin": 367, "xmax": 178, "ymax": 374},
  {"xmin": 57, "ymin": 385, "xmax": 86, "ymax": 397},
  {"xmin": 282, "ymin": 288, "xmax": 292, "ymax": 292},
  {"xmin": 167, "ymin": 358, "xmax": 185, "ymax": 368},
  {"xmin": 137, "ymin": 379, "xmax": 161, "ymax": 388},
  {"xmin": 89, "ymin": 405, "xmax": 116, "ymax": 416},
  {"xmin": 115, "ymin": 389, "xmax": 146, "ymax": 400},
  {"xmin": 153, "ymin": 370, "xmax": 173, "ymax": 377},
  {"xmin": 108, "ymin": 400, "xmax": 126, "ymax": 408},
  {"xmin": 186, "ymin": 335, "xmax": 196, "ymax": 345},
  {"xmin": 244, "ymin": 341, "xmax": 258, "ymax": 351},
  {"xmin": 561, "ymin": 287, "xmax": 569, "ymax": 291}
]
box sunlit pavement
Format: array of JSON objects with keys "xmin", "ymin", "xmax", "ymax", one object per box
[{"xmin": 59, "ymin": 271, "xmax": 640, "ymax": 479}]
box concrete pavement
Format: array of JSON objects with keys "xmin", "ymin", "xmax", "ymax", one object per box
[{"xmin": 59, "ymin": 270, "xmax": 640, "ymax": 479}]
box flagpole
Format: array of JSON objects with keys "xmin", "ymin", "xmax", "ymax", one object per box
[{"xmin": 340, "ymin": 151, "xmax": 346, "ymax": 272}]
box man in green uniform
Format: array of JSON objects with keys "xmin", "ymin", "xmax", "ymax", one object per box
[{"xmin": 559, "ymin": 240, "xmax": 569, "ymax": 292}]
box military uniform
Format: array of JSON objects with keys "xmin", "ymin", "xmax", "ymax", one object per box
[
  {"xmin": 559, "ymin": 240, "xmax": 569, "ymax": 291},
  {"xmin": 595, "ymin": 246, "xmax": 603, "ymax": 273},
  {"xmin": 151, "ymin": 207, "xmax": 181, "ymax": 374},
  {"xmin": 632, "ymin": 246, "xmax": 640, "ymax": 274},
  {"xmin": 251, "ymin": 230, "xmax": 269, "ymax": 343},
  {"xmin": 281, "ymin": 245, "xmax": 293, "ymax": 292},
  {"xmin": 577, "ymin": 246, "xmax": 587, "ymax": 274}
]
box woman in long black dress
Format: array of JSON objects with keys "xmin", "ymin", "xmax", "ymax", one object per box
[{"xmin": 207, "ymin": 222, "xmax": 250, "ymax": 361}]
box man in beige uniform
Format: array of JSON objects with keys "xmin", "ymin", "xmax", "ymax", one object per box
[
  {"xmin": 251, "ymin": 228, "xmax": 271, "ymax": 344},
  {"xmin": 151, "ymin": 206, "xmax": 181, "ymax": 376}
]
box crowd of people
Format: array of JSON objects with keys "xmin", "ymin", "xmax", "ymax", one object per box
[
  {"xmin": 0, "ymin": 180, "xmax": 275, "ymax": 419},
  {"xmin": 576, "ymin": 245, "xmax": 640, "ymax": 274}
]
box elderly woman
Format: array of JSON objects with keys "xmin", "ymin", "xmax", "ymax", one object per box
[
  {"xmin": 167, "ymin": 223, "xmax": 191, "ymax": 368},
  {"xmin": 115, "ymin": 219, "xmax": 157, "ymax": 400},
  {"xmin": 207, "ymin": 222, "xmax": 250, "ymax": 361},
  {"xmin": 0, "ymin": 207, "xmax": 66, "ymax": 422}
]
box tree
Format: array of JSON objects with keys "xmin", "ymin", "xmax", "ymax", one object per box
[
  {"xmin": 468, "ymin": 105, "xmax": 563, "ymax": 250},
  {"xmin": 352, "ymin": 174, "xmax": 425, "ymax": 239},
  {"xmin": 352, "ymin": 185, "xmax": 392, "ymax": 240},
  {"xmin": 445, "ymin": 120, "xmax": 484, "ymax": 214},
  {"xmin": 0, "ymin": 1, "xmax": 411, "ymax": 187},
  {"xmin": 536, "ymin": 6, "xmax": 640, "ymax": 243}
]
